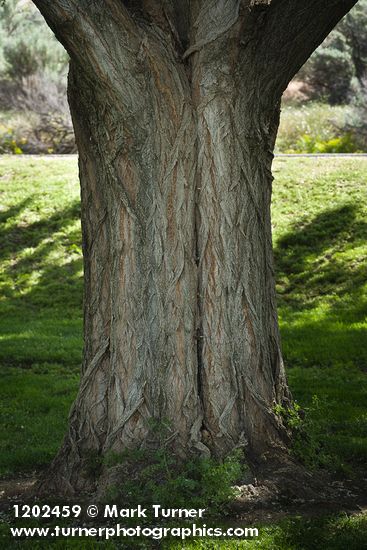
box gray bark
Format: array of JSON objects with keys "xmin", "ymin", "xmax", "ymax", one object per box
[{"xmin": 32, "ymin": 0, "xmax": 358, "ymax": 493}]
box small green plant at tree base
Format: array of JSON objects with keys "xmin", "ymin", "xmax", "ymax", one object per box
[
  {"xmin": 84, "ymin": 449, "xmax": 104, "ymax": 480},
  {"xmin": 274, "ymin": 397, "xmax": 333, "ymax": 470},
  {"xmin": 103, "ymin": 441, "xmax": 246, "ymax": 519}
]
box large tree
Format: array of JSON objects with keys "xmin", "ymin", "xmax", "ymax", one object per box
[{"xmin": 32, "ymin": 0, "xmax": 357, "ymax": 494}]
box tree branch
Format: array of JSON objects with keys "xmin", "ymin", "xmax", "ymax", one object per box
[
  {"xmin": 31, "ymin": 0, "xmax": 75, "ymax": 32},
  {"xmin": 31, "ymin": 0, "xmax": 142, "ymax": 69},
  {"xmin": 246, "ymin": 0, "xmax": 359, "ymax": 95}
]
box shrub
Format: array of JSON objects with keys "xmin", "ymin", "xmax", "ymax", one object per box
[
  {"xmin": 0, "ymin": 73, "xmax": 76, "ymax": 153},
  {"xmin": 3, "ymin": 40, "xmax": 40, "ymax": 80},
  {"xmin": 0, "ymin": 1, "xmax": 74, "ymax": 154},
  {"xmin": 0, "ymin": 124, "xmax": 24, "ymax": 153},
  {"xmin": 299, "ymin": 31, "xmax": 355, "ymax": 104},
  {"xmin": 339, "ymin": 0, "xmax": 367, "ymax": 84},
  {"xmin": 297, "ymin": 2, "xmax": 367, "ymax": 104},
  {"xmin": 0, "ymin": 0, "xmax": 68, "ymax": 78},
  {"xmin": 293, "ymin": 133, "xmax": 360, "ymax": 154},
  {"xmin": 345, "ymin": 77, "xmax": 367, "ymax": 151}
]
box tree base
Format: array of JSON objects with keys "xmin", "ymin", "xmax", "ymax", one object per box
[{"xmin": 36, "ymin": 445, "xmax": 325, "ymax": 505}]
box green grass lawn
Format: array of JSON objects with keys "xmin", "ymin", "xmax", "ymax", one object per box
[
  {"xmin": 0, "ymin": 155, "xmax": 366, "ymax": 548},
  {"xmin": 0, "ymin": 157, "xmax": 81, "ymax": 475},
  {"xmin": 273, "ymin": 158, "xmax": 367, "ymax": 475}
]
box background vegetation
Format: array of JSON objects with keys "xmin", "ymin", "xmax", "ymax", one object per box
[
  {"xmin": 1, "ymin": 1, "xmax": 367, "ymax": 154},
  {"xmin": 0, "ymin": 0, "xmax": 74, "ymax": 154}
]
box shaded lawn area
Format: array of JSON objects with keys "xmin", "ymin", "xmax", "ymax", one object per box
[{"xmin": 0, "ymin": 156, "xmax": 366, "ymax": 548}]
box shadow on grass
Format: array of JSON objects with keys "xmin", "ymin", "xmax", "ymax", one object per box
[
  {"xmin": 274, "ymin": 203, "xmax": 367, "ymax": 320},
  {"xmin": 0, "ymin": 197, "xmax": 83, "ymax": 366},
  {"xmin": 0, "ymin": 200, "xmax": 81, "ymax": 261},
  {"xmin": 0, "ymin": 197, "xmax": 32, "ymax": 226},
  {"xmin": 274, "ymin": 204, "xmax": 367, "ymax": 370},
  {"xmin": 1, "ymin": 198, "xmax": 82, "ymax": 307}
]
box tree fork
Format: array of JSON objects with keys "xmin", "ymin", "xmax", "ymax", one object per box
[{"xmin": 32, "ymin": 0, "xmax": 358, "ymax": 495}]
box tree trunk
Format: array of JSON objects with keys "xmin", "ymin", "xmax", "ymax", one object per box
[
  {"xmin": 46, "ymin": 19, "xmax": 289, "ymax": 496},
  {"xmin": 32, "ymin": 0, "xmax": 358, "ymax": 495},
  {"xmin": 192, "ymin": 40, "xmax": 291, "ymax": 460}
]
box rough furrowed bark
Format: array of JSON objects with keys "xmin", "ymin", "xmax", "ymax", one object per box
[
  {"xmin": 33, "ymin": 0, "xmax": 358, "ymax": 495},
  {"xmin": 192, "ymin": 43, "xmax": 290, "ymax": 457},
  {"xmin": 41, "ymin": 30, "xmax": 207, "ymax": 494}
]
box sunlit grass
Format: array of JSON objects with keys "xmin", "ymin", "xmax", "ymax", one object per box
[{"xmin": 273, "ymin": 157, "xmax": 367, "ymax": 368}]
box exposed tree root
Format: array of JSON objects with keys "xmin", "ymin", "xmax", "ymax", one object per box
[{"xmin": 35, "ymin": 441, "xmax": 97, "ymax": 498}]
